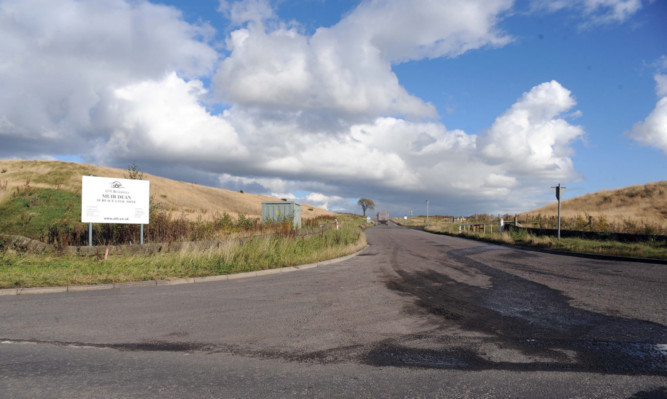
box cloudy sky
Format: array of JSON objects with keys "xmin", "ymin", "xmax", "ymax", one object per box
[{"xmin": 1, "ymin": 0, "xmax": 665, "ymax": 216}]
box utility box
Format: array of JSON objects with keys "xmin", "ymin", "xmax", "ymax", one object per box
[{"xmin": 262, "ymin": 201, "xmax": 302, "ymax": 228}]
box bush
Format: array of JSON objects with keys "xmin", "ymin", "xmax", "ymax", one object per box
[
  {"xmin": 236, "ymin": 214, "xmax": 255, "ymax": 230},
  {"xmin": 215, "ymin": 212, "xmax": 234, "ymax": 229}
]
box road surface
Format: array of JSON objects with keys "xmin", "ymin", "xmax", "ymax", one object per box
[{"xmin": 1, "ymin": 223, "xmax": 665, "ymax": 398}]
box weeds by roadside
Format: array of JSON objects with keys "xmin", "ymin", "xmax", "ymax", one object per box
[
  {"xmin": 0, "ymin": 186, "xmax": 343, "ymax": 248},
  {"xmin": 422, "ymin": 223, "xmax": 666, "ymax": 260},
  {"xmin": 393, "ymin": 216, "xmax": 666, "ymax": 260},
  {"xmin": 519, "ymin": 213, "xmax": 665, "ymax": 235},
  {"xmin": 0, "ymin": 214, "xmax": 369, "ymax": 288}
]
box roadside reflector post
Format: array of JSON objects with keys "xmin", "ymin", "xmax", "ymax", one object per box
[{"xmin": 551, "ymin": 183, "xmax": 566, "ymax": 239}]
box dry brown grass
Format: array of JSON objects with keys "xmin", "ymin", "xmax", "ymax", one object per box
[
  {"xmin": 520, "ymin": 181, "xmax": 667, "ymax": 228},
  {"xmin": 0, "ymin": 160, "xmax": 333, "ymax": 221}
]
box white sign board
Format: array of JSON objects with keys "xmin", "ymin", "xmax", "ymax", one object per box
[{"xmin": 81, "ymin": 176, "xmax": 150, "ymax": 224}]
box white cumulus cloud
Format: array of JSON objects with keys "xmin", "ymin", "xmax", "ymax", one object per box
[
  {"xmin": 626, "ymin": 60, "xmax": 667, "ymax": 155},
  {"xmin": 627, "ymin": 97, "xmax": 667, "ymax": 155},
  {"xmin": 478, "ymin": 81, "xmax": 584, "ymax": 179},
  {"xmin": 0, "ymin": 0, "xmax": 218, "ymax": 158},
  {"xmin": 0, "ymin": 0, "xmax": 596, "ymax": 215},
  {"xmin": 213, "ymin": 0, "xmax": 514, "ymax": 120},
  {"xmin": 211, "ymin": 80, "xmax": 584, "ymax": 214},
  {"xmin": 97, "ymin": 73, "xmax": 246, "ymax": 164},
  {"xmin": 334, "ymin": 0, "xmax": 514, "ymax": 62}
]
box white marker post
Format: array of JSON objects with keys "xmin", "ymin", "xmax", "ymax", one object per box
[{"xmin": 552, "ymin": 183, "xmax": 566, "ymax": 239}]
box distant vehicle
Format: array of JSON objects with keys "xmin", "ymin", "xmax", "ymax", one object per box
[{"xmin": 377, "ymin": 211, "xmax": 389, "ymax": 224}]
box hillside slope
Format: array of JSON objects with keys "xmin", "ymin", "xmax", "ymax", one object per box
[
  {"xmin": 0, "ymin": 160, "xmax": 333, "ymax": 220},
  {"xmin": 520, "ymin": 181, "xmax": 666, "ymax": 227}
]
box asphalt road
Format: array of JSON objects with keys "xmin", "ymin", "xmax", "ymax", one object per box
[{"xmin": 1, "ymin": 223, "xmax": 666, "ymax": 398}]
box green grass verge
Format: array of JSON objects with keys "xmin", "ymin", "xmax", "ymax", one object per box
[
  {"xmin": 0, "ymin": 187, "xmax": 81, "ymax": 239},
  {"xmin": 425, "ymin": 224, "xmax": 667, "ymax": 260},
  {"xmin": 0, "ymin": 215, "xmax": 369, "ymax": 289}
]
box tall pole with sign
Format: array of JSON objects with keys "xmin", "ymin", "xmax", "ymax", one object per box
[{"xmin": 551, "ymin": 183, "xmax": 566, "ymax": 239}]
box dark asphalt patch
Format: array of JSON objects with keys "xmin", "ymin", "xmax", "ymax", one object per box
[
  {"xmin": 628, "ymin": 387, "xmax": 667, "ymax": 399},
  {"xmin": 364, "ymin": 343, "xmax": 474, "ymax": 369},
  {"xmin": 498, "ymin": 250, "xmax": 540, "ymax": 259},
  {"xmin": 0, "ymin": 339, "xmax": 214, "ymax": 353},
  {"xmin": 107, "ymin": 341, "xmax": 214, "ymax": 353},
  {"xmin": 494, "ymin": 259, "xmax": 585, "ymax": 281},
  {"xmin": 449, "ymin": 245, "xmax": 504, "ymax": 256},
  {"xmin": 379, "ymin": 246, "xmax": 667, "ymax": 375},
  {"xmin": 360, "ymin": 336, "xmax": 666, "ymax": 375}
]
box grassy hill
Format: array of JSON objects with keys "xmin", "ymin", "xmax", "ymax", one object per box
[
  {"xmin": 519, "ymin": 181, "xmax": 666, "ymax": 232},
  {"xmin": 0, "ymin": 159, "xmax": 333, "ymax": 222}
]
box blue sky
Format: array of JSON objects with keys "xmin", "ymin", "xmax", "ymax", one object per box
[{"xmin": 0, "ymin": 0, "xmax": 665, "ymax": 216}]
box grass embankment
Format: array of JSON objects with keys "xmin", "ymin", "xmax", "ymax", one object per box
[
  {"xmin": 0, "ymin": 184, "xmax": 331, "ymax": 246},
  {"xmin": 395, "ymin": 217, "xmax": 666, "ymax": 260},
  {"xmin": 521, "ymin": 181, "xmax": 666, "ymax": 227},
  {"xmin": 0, "ymin": 214, "xmax": 370, "ymax": 289},
  {"xmin": 0, "ymin": 186, "xmax": 80, "ymax": 239},
  {"xmin": 0, "ymin": 159, "xmax": 333, "ymax": 221}
]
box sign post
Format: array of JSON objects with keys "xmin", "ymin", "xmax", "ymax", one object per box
[
  {"xmin": 551, "ymin": 183, "xmax": 566, "ymax": 239},
  {"xmin": 88, "ymin": 175, "xmax": 93, "ymax": 246},
  {"xmin": 82, "ymin": 176, "xmax": 150, "ymax": 246}
]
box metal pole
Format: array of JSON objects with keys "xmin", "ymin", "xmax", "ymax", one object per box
[
  {"xmin": 88, "ymin": 174, "xmax": 93, "ymax": 246},
  {"xmin": 140, "ymin": 224, "xmax": 144, "ymax": 245},
  {"xmin": 425, "ymin": 200, "xmax": 429, "ymax": 226},
  {"xmin": 557, "ymin": 184, "xmax": 561, "ymax": 240},
  {"xmin": 551, "ymin": 183, "xmax": 566, "ymax": 240}
]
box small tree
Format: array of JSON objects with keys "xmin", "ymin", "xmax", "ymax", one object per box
[
  {"xmin": 126, "ymin": 161, "xmax": 144, "ymax": 180},
  {"xmin": 358, "ymin": 198, "xmax": 375, "ymax": 217}
]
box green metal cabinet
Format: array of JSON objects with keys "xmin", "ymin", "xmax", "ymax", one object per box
[{"xmin": 261, "ymin": 201, "xmax": 302, "ymax": 228}]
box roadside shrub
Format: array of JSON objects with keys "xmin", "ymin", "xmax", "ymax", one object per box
[
  {"xmin": 236, "ymin": 214, "xmax": 256, "ymax": 230},
  {"xmin": 215, "ymin": 212, "xmax": 234, "ymax": 229}
]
